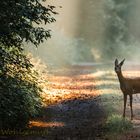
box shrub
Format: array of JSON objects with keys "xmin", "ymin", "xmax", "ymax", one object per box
[
  {"xmin": 0, "ymin": 45, "xmax": 42, "ymax": 129},
  {"xmin": 105, "ymin": 114, "xmax": 132, "ymax": 134}
]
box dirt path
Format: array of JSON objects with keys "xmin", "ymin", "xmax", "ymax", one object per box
[
  {"xmin": 27, "ymin": 66, "xmax": 107, "ymax": 140},
  {"xmin": 2, "ymin": 65, "xmax": 140, "ymax": 140},
  {"xmin": 36, "ymin": 65, "xmax": 140, "ymax": 140}
]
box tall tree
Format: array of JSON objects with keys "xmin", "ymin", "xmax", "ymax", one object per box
[
  {"xmin": 0, "ymin": 0, "xmax": 57, "ymax": 129},
  {"xmin": 0, "ymin": 0, "xmax": 57, "ymax": 47}
]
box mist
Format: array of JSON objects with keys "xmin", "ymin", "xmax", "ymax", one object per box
[
  {"xmin": 17, "ymin": 0, "xmax": 140, "ymax": 137},
  {"xmin": 28, "ymin": 0, "xmax": 140, "ymax": 67}
]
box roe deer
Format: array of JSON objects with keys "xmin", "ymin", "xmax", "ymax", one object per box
[{"xmin": 114, "ymin": 59, "xmax": 140, "ymax": 120}]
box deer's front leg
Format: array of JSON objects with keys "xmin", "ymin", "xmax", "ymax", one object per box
[
  {"xmin": 129, "ymin": 94, "xmax": 133, "ymax": 120},
  {"xmin": 123, "ymin": 94, "xmax": 127, "ymax": 118}
]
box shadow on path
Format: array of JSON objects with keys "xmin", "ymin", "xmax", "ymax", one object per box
[{"xmin": 28, "ymin": 96, "xmax": 106, "ymax": 140}]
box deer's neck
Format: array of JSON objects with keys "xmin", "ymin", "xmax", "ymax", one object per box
[{"xmin": 117, "ymin": 71, "xmax": 125, "ymax": 85}]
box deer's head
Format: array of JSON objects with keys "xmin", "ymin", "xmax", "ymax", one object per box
[{"xmin": 114, "ymin": 59, "xmax": 125, "ymax": 73}]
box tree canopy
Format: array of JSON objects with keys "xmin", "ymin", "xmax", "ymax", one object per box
[
  {"xmin": 0, "ymin": 0, "xmax": 57, "ymax": 129},
  {"xmin": 0, "ymin": 0, "xmax": 57, "ymax": 47}
]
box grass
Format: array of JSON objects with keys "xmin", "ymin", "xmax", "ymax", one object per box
[
  {"xmin": 105, "ymin": 114, "xmax": 132, "ymax": 134},
  {"xmin": 92, "ymin": 67, "xmax": 134, "ymax": 138}
]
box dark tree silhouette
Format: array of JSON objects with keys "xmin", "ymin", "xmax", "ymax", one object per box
[
  {"xmin": 0, "ymin": 0, "xmax": 57, "ymax": 129},
  {"xmin": 0, "ymin": 0, "xmax": 57, "ymax": 47}
]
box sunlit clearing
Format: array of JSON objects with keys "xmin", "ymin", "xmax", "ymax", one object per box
[
  {"xmin": 29, "ymin": 121, "xmax": 65, "ymax": 128},
  {"xmin": 96, "ymin": 88, "xmax": 120, "ymax": 95},
  {"xmin": 123, "ymin": 71, "xmax": 140, "ymax": 77},
  {"xmin": 92, "ymin": 71, "xmax": 115, "ymax": 78},
  {"xmin": 92, "ymin": 70, "xmax": 140, "ymax": 96},
  {"xmin": 41, "ymin": 73, "xmax": 100, "ymax": 105},
  {"xmin": 95, "ymin": 80, "xmax": 118, "ymax": 86}
]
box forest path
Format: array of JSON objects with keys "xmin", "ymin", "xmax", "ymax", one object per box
[
  {"xmin": 3, "ymin": 64, "xmax": 140, "ymax": 140},
  {"xmin": 29, "ymin": 65, "xmax": 108, "ymax": 140},
  {"xmin": 32, "ymin": 65, "xmax": 140, "ymax": 140}
]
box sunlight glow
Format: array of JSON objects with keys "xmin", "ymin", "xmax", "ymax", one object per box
[
  {"xmin": 96, "ymin": 88, "xmax": 120, "ymax": 95},
  {"xmin": 95, "ymin": 80, "xmax": 118, "ymax": 86},
  {"xmin": 123, "ymin": 71, "xmax": 140, "ymax": 77},
  {"xmin": 29, "ymin": 121, "xmax": 65, "ymax": 128},
  {"xmin": 92, "ymin": 71, "xmax": 115, "ymax": 78}
]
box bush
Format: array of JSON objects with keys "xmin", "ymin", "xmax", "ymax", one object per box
[
  {"xmin": 0, "ymin": 45, "xmax": 42, "ymax": 129},
  {"xmin": 105, "ymin": 114, "xmax": 132, "ymax": 134}
]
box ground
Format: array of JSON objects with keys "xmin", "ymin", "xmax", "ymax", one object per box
[{"xmin": 1, "ymin": 63, "xmax": 140, "ymax": 140}]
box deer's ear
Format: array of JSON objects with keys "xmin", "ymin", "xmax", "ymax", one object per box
[
  {"xmin": 120, "ymin": 59, "xmax": 125, "ymax": 66},
  {"xmin": 115, "ymin": 59, "xmax": 118, "ymax": 66}
]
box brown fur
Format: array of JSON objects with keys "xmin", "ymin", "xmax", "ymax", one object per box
[{"xmin": 115, "ymin": 59, "xmax": 140, "ymax": 119}]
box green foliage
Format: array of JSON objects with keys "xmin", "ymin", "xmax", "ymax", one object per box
[
  {"xmin": 105, "ymin": 114, "xmax": 132, "ymax": 134},
  {"xmin": 0, "ymin": 0, "xmax": 57, "ymax": 47},
  {"xmin": 0, "ymin": 0, "xmax": 57, "ymax": 129},
  {"xmin": 0, "ymin": 45, "xmax": 43, "ymax": 129}
]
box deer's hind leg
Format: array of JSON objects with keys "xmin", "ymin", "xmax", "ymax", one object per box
[
  {"xmin": 123, "ymin": 94, "xmax": 127, "ymax": 118},
  {"xmin": 129, "ymin": 94, "xmax": 133, "ymax": 120}
]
